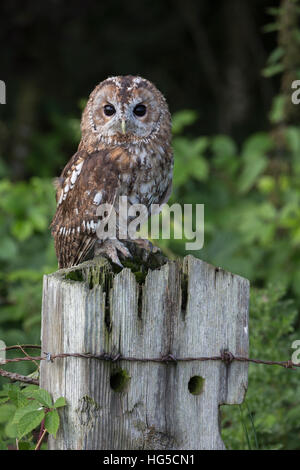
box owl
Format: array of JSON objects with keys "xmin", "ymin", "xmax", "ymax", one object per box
[{"xmin": 51, "ymin": 75, "xmax": 173, "ymax": 269}]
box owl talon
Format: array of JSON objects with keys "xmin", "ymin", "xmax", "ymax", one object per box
[
  {"xmin": 94, "ymin": 239, "xmax": 133, "ymax": 268},
  {"xmin": 133, "ymin": 238, "xmax": 160, "ymax": 255}
]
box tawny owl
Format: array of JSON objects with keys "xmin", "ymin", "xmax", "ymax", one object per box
[{"xmin": 51, "ymin": 75, "xmax": 173, "ymax": 268}]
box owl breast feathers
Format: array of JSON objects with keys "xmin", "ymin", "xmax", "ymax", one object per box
[{"xmin": 51, "ymin": 75, "xmax": 173, "ymax": 268}]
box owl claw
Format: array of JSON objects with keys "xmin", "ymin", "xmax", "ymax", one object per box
[
  {"xmin": 94, "ymin": 239, "xmax": 132, "ymax": 268},
  {"xmin": 132, "ymin": 238, "xmax": 160, "ymax": 256}
]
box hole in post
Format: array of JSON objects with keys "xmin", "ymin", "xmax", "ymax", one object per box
[
  {"xmin": 188, "ymin": 375, "xmax": 204, "ymax": 395},
  {"xmin": 110, "ymin": 368, "xmax": 130, "ymax": 392}
]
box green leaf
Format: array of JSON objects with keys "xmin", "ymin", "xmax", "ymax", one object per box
[
  {"xmin": 5, "ymin": 421, "xmax": 18, "ymax": 438},
  {"xmin": 31, "ymin": 388, "xmax": 53, "ymax": 408},
  {"xmin": 262, "ymin": 22, "xmax": 280, "ymax": 33},
  {"xmin": 0, "ymin": 404, "xmax": 16, "ymax": 423},
  {"xmin": 21, "ymin": 384, "xmax": 39, "ymax": 398},
  {"xmin": 0, "ymin": 237, "xmax": 17, "ymax": 261},
  {"xmin": 11, "ymin": 220, "xmax": 34, "ymax": 241},
  {"xmin": 262, "ymin": 63, "xmax": 284, "ymax": 77},
  {"xmin": 0, "ymin": 397, "xmax": 9, "ymax": 405},
  {"xmin": 242, "ymin": 133, "xmax": 273, "ymax": 160},
  {"xmin": 17, "ymin": 410, "xmax": 44, "ymax": 439},
  {"xmin": 192, "ymin": 136, "xmax": 209, "ymax": 154},
  {"xmin": 54, "ymin": 397, "xmax": 66, "ymax": 408},
  {"xmin": 18, "ymin": 441, "xmax": 35, "ymax": 450},
  {"xmin": 211, "ymin": 135, "xmax": 237, "ymax": 158},
  {"xmin": 269, "ymin": 95, "xmax": 285, "ymax": 123},
  {"xmin": 8, "ymin": 389, "xmax": 28, "ymax": 408},
  {"xmin": 189, "ymin": 156, "xmax": 209, "ymax": 181},
  {"xmin": 267, "ymin": 47, "xmax": 284, "ymax": 65},
  {"xmin": 45, "ymin": 409, "xmax": 60, "ymax": 437},
  {"xmin": 257, "ymin": 176, "xmax": 275, "ymax": 194},
  {"xmin": 173, "ymin": 157, "xmax": 190, "ymax": 186},
  {"xmin": 172, "ymin": 110, "xmax": 198, "ymax": 134},
  {"xmin": 285, "ymin": 126, "xmax": 300, "ymax": 156},
  {"xmin": 238, "ymin": 155, "xmax": 268, "ymax": 194},
  {"xmin": 0, "ymin": 439, "xmax": 8, "ymax": 450},
  {"xmin": 12, "ymin": 400, "xmax": 41, "ymax": 424}
]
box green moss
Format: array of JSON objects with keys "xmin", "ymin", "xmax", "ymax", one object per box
[
  {"xmin": 134, "ymin": 271, "xmax": 147, "ymax": 284},
  {"xmin": 62, "ymin": 250, "xmax": 168, "ymax": 289},
  {"xmin": 80, "ymin": 395, "xmax": 100, "ymax": 409},
  {"xmin": 65, "ymin": 270, "xmax": 83, "ymax": 282},
  {"xmin": 110, "ymin": 368, "xmax": 131, "ymax": 393}
]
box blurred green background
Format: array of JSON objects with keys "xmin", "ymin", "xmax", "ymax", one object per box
[{"xmin": 1, "ymin": 0, "xmax": 300, "ymax": 450}]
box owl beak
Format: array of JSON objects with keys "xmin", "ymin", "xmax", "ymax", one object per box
[{"xmin": 121, "ymin": 119, "xmax": 126, "ymax": 135}]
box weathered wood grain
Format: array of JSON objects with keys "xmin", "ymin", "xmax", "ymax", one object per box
[{"xmin": 40, "ymin": 255, "xmax": 249, "ymax": 450}]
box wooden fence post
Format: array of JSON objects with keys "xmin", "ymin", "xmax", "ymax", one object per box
[{"xmin": 40, "ymin": 254, "xmax": 249, "ymax": 450}]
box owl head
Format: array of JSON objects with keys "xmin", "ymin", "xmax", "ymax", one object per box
[{"xmin": 81, "ymin": 75, "xmax": 171, "ymax": 147}]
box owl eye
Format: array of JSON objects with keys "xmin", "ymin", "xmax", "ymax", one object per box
[
  {"xmin": 133, "ymin": 104, "xmax": 146, "ymax": 117},
  {"xmin": 103, "ymin": 104, "xmax": 116, "ymax": 116}
]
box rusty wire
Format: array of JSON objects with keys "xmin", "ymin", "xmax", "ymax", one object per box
[{"xmin": 0, "ymin": 344, "xmax": 299, "ymax": 386}]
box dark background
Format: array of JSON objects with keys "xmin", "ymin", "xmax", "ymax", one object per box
[{"xmin": 1, "ymin": 0, "xmax": 279, "ymax": 179}]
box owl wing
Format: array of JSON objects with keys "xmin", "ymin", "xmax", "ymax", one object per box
[
  {"xmin": 51, "ymin": 148, "xmax": 121, "ymax": 268},
  {"xmin": 149, "ymin": 156, "xmax": 173, "ymax": 216}
]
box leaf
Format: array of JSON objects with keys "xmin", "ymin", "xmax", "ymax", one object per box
[
  {"xmin": 262, "ymin": 22, "xmax": 280, "ymax": 33},
  {"xmin": 17, "ymin": 410, "xmax": 44, "ymax": 439},
  {"xmin": 0, "ymin": 397, "xmax": 9, "ymax": 405},
  {"xmin": 8, "ymin": 389, "xmax": 28, "ymax": 408},
  {"xmin": 285, "ymin": 126, "xmax": 300, "ymax": 156},
  {"xmin": 172, "ymin": 110, "xmax": 198, "ymax": 134},
  {"xmin": 45, "ymin": 409, "xmax": 60, "ymax": 437},
  {"xmin": 192, "ymin": 136, "xmax": 209, "ymax": 154},
  {"xmin": 11, "ymin": 220, "xmax": 34, "ymax": 241},
  {"xmin": 269, "ymin": 95, "xmax": 285, "ymax": 124},
  {"xmin": 0, "ymin": 439, "xmax": 7, "ymax": 450},
  {"xmin": 267, "ymin": 47, "xmax": 284, "ymax": 65},
  {"xmin": 173, "ymin": 157, "xmax": 190, "ymax": 186},
  {"xmin": 211, "ymin": 135, "xmax": 237, "ymax": 158},
  {"xmin": 54, "ymin": 397, "xmax": 66, "ymax": 408},
  {"xmin": 0, "ymin": 404, "xmax": 16, "ymax": 423},
  {"xmin": 189, "ymin": 156, "xmax": 209, "ymax": 181},
  {"xmin": 12, "ymin": 400, "xmax": 41, "ymax": 424},
  {"xmin": 5, "ymin": 421, "xmax": 18, "ymax": 438},
  {"xmin": 18, "ymin": 441, "xmax": 35, "ymax": 450},
  {"xmin": 262, "ymin": 63, "xmax": 284, "ymax": 77},
  {"xmin": 31, "ymin": 388, "xmax": 53, "ymax": 408},
  {"xmin": 0, "ymin": 237, "xmax": 17, "ymax": 261},
  {"xmin": 21, "ymin": 384, "xmax": 39, "ymax": 398},
  {"xmin": 242, "ymin": 133, "xmax": 273, "ymax": 160},
  {"xmin": 238, "ymin": 155, "xmax": 268, "ymax": 194},
  {"xmin": 257, "ymin": 176, "xmax": 275, "ymax": 194}
]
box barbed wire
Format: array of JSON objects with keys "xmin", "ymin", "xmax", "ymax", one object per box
[{"xmin": 0, "ymin": 345, "xmax": 299, "ymax": 386}]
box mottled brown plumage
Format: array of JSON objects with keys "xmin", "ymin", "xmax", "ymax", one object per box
[{"xmin": 51, "ymin": 75, "xmax": 173, "ymax": 268}]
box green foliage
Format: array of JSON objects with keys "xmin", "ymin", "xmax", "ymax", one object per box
[
  {"xmin": 165, "ymin": 112, "xmax": 300, "ymax": 305},
  {"xmin": 0, "ymin": 383, "xmax": 66, "ymax": 449},
  {"xmin": 0, "ymin": 178, "xmax": 57, "ymax": 379},
  {"xmin": 222, "ymin": 284, "xmax": 300, "ymax": 450}
]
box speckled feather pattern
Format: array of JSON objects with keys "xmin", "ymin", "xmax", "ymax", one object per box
[{"xmin": 51, "ymin": 75, "xmax": 173, "ymax": 268}]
